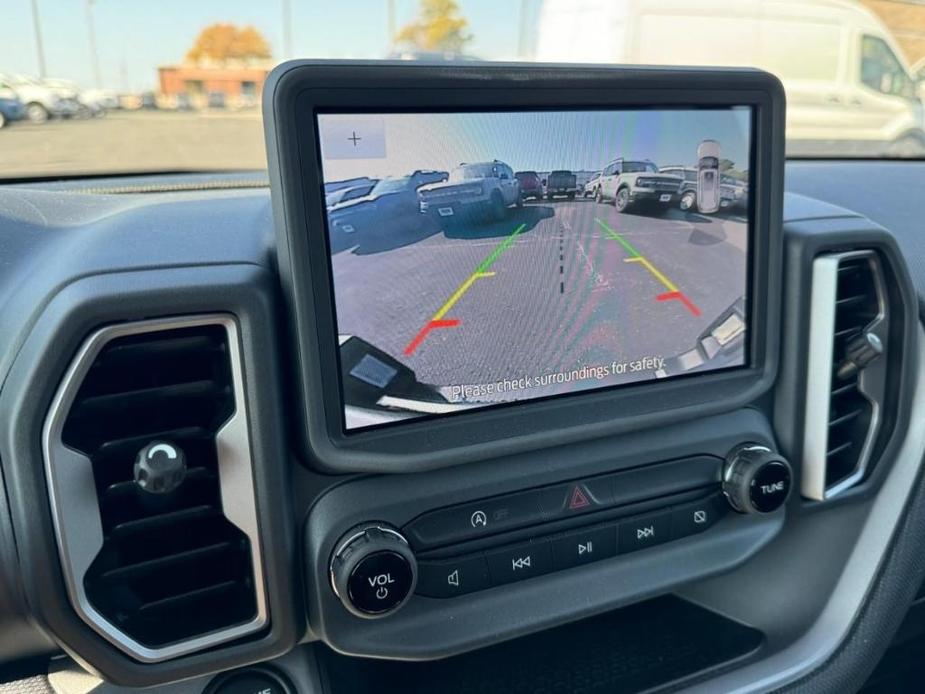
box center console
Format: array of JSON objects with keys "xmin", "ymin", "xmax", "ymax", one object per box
[
  {"xmin": 261, "ymin": 61, "xmax": 790, "ymax": 659},
  {"xmin": 330, "ymin": 444, "xmax": 791, "ymax": 619}
]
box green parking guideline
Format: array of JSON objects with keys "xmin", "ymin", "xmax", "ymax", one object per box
[
  {"xmin": 594, "ymin": 218, "xmax": 641, "ymax": 258},
  {"xmin": 475, "ymin": 222, "xmax": 527, "ymax": 273}
]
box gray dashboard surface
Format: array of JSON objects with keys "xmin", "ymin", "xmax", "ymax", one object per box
[
  {"xmin": 787, "ymin": 161, "xmax": 925, "ymax": 295},
  {"xmin": 0, "ymin": 161, "xmax": 923, "ymax": 690}
]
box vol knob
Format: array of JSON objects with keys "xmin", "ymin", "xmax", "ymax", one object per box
[
  {"xmin": 330, "ymin": 523, "xmax": 417, "ymax": 619},
  {"xmin": 723, "ymin": 444, "xmax": 792, "ymax": 514}
]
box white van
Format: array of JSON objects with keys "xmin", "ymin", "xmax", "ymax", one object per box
[{"xmin": 534, "ymin": 0, "xmax": 925, "ymax": 156}]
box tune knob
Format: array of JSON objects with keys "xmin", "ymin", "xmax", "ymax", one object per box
[
  {"xmin": 723, "ymin": 444, "xmax": 792, "ymax": 514},
  {"xmin": 330, "ymin": 523, "xmax": 417, "ymax": 619}
]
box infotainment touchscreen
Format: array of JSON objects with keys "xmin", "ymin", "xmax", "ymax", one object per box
[{"xmin": 315, "ymin": 108, "xmax": 753, "ymax": 431}]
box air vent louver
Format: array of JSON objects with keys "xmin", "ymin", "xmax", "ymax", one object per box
[
  {"xmin": 824, "ymin": 259, "xmax": 881, "ymax": 488},
  {"xmin": 803, "ymin": 252, "xmax": 889, "ymax": 500},
  {"xmin": 46, "ymin": 318, "xmax": 265, "ymax": 659}
]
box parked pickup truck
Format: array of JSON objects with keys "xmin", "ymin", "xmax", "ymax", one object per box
[
  {"xmin": 419, "ymin": 160, "xmax": 522, "ymax": 222},
  {"xmin": 515, "ymin": 170, "xmax": 544, "ymax": 200},
  {"xmin": 545, "ymin": 170, "xmax": 578, "ymax": 200}
]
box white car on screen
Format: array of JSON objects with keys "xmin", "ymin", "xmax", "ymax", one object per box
[{"xmin": 419, "ymin": 160, "xmax": 522, "ymax": 222}]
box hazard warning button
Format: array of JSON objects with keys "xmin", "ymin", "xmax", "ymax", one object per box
[{"xmin": 540, "ymin": 479, "xmax": 612, "ymax": 519}]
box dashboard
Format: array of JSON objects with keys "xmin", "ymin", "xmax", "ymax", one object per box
[{"xmin": 0, "ymin": 62, "xmax": 924, "ymax": 694}]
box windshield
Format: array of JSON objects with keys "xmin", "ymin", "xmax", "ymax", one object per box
[
  {"xmin": 4, "ymin": 0, "xmax": 925, "ymax": 179},
  {"xmin": 371, "ymin": 176, "xmax": 411, "ymax": 194},
  {"xmin": 453, "ymin": 164, "xmax": 497, "ymax": 180},
  {"xmin": 623, "ymin": 162, "xmax": 658, "ymax": 173}
]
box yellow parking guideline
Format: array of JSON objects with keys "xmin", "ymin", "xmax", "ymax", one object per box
[
  {"xmin": 623, "ymin": 256, "xmax": 678, "ymax": 293},
  {"xmin": 432, "ymin": 271, "xmax": 495, "ymax": 321}
]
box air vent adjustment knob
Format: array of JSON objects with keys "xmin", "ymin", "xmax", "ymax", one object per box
[
  {"xmin": 330, "ymin": 523, "xmax": 417, "ymax": 619},
  {"xmin": 723, "ymin": 444, "xmax": 792, "ymax": 514},
  {"xmin": 134, "ymin": 440, "xmax": 187, "ymax": 494},
  {"xmin": 836, "ymin": 332, "xmax": 883, "ymax": 380}
]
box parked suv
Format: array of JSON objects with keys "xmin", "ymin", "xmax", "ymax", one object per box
[
  {"xmin": 595, "ymin": 158, "xmax": 683, "ymax": 213},
  {"xmin": 515, "ymin": 170, "xmax": 544, "ymax": 200},
  {"xmin": 0, "ymin": 74, "xmax": 79, "ymax": 122},
  {"xmin": 583, "ymin": 171, "xmax": 603, "ymax": 198},
  {"xmin": 328, "ymin": 169, "xmax": 447, "ymax": 234},
  {"xmin": 545, "ymin": 170, "xmax": 578, "ymax": 200},
  {"xmin": 0, "ymin": 82, "xmax": 24, "ymax": 128},
  {"xmin": 660, "ymin": 166, "xmax": 746, "ymax": 213},
  {"xmin": 419, "ymin": 160, "xmax": 522, "ymax": 222}
]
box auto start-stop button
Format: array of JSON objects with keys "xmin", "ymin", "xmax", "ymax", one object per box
[{"xmin": 206, "ymin": 666, "xmax": 293, "ymax": 694}]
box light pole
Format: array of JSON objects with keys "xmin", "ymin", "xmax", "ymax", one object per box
[
  {"xmin": 387, "ymin": 0, "xmax": 396, "ymax": 47},
  {"xmin": 30, "ymin": 0, "xmax": 47, "ymax": 78},
  {"xmin": 517, "ymin": 0, "xmax": 530, "ymax": 60},
  {"xmin": 282, "ymin": 0, "xmax": 293, "ymax": 60},
  {"xmin": 85, "ymin": 0, "xmax": 102, "ymax": 87}
]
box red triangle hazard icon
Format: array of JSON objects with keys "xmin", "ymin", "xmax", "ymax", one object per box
[{"xmin": 568, "ymin": 485, "xmax": 591, "ymax": 510}]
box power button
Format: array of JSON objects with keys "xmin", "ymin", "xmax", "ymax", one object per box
[
  {"xmin": 330, "ymin": 524, "xmax": 418, "ymax": 618},
  {"xmin": 347, "ymin": 551, "xmax": 415, "ymax": 614}
]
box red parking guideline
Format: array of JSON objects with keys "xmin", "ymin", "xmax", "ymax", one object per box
[
  {"xmin": 403, "ymin": 222, "xmax": 527, "ymax": 356},
  {"xmin": 403, "ymin": 319, "xmax": 460, "ymax": 356},
  {"xmin": 656, "ymin": 291, "xmax": 702, "ymax": 317}
]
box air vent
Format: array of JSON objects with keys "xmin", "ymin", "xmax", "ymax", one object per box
[
  {"xmin": 803, "ymin": 251, "xmax": 889, "ymax": 500},
  {"xmin": 43, "ymin": 316, "xmax": 266, "ymax": 662}
]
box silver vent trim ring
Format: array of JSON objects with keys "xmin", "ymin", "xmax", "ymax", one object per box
[
  {"xmin": 42, "ymin": 315, "xmax": 268, "ymax": 663},
  {"xmin": 802, "ymin": 251, "xmax": 888, "ymax": 501}
]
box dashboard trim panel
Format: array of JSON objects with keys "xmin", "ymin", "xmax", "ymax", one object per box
[{"xmin": 41, "ymin": 315, "xmax": 268, "ymax": 663}]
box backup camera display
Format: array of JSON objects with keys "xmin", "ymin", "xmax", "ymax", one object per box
[{"xmin": 316, "ymin": 108, "xmax": 752, "ymax": 431}]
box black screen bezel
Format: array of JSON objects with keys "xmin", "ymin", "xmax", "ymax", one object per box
[
  {"xmin": 264, "ymin": 61, "xmax": 784, "ymax": 473},
  {"xmin": 313, "ymin": 104, "xmax": 757, "ymax": 434}
]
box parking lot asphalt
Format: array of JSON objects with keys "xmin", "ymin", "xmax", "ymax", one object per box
[
  {"xmin": 330, "ymin": 197, "xmax": 748, "ymax": 402},
  {"xmin": 1, "ymin": 111, "xmax": 265, "ymax": 177}
]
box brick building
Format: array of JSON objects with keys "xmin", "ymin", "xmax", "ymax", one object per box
[{"xmin": 157, "ymin": 59, "xmax": 272, "ymax": 108}]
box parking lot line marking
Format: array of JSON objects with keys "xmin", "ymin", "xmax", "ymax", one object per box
[
  {"xmin": 404, "ymin": 319, "xmax": 460, "ymax": 356},
  {"xmin": 624, "ymin": 256, "xmax": 679, "ymax": 293},
  {"xmin": 594, "ymin": 218, "xmax": 641, "ymax": 258},
  {"xmin": 657, "ymin": 291, "xmax": 702, "ymax": 317}
]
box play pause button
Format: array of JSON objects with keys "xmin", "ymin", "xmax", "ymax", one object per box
[{"xmin": 551, "ymin": 526, "xmax": 616, "ymax": 569}]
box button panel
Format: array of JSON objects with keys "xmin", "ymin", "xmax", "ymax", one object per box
[
  {"xmin": 415, "ymin": 492, "xmax": 729, "ymax": 599},
  {"xmin": 404, "ymin": 456, "xmax": 720, "ymax": 550}
]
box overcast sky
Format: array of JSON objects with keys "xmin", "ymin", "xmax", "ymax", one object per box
[{"xmin": 317, "ymin": 108, "xmax": 752, "ymax": 183}]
